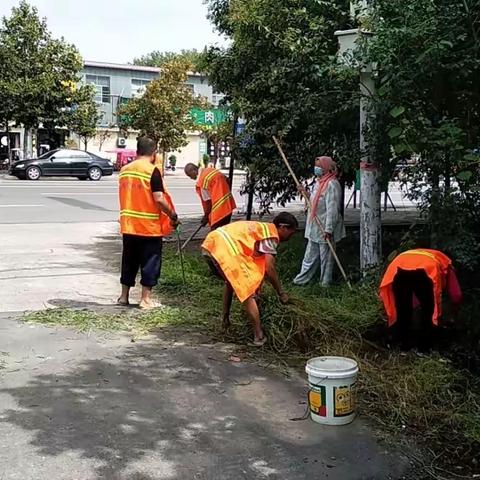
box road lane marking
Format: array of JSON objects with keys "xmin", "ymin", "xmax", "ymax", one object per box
[
  {"xmin": 0, "ymin": 204, "xmax": 44, "ymax": 208},
  {"xmin": 0, "ymin": 185, "xmax": 225, "ymax": 190},
  {"xmin": 42, "ymin": 193, "xmax": 117, "ymax": 196}
]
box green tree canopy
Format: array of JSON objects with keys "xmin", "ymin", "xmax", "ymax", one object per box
[
  {"xmin": 66, "ymin": 85, "xmax": 102, "ymax": 150},
  {"xmin": 202, "ymin": 0, "xmax": 359, "ymax": 209},
  {"xmin": 0, "ymin": 1, "xmax": 82, "ymax": 134},
  {"xmin": 118, "ymin": 59, "xmax": 201, "ymax": 153},
  {"xmin": 363, "ymin": 0, "xmax": 480, "ymax": 267},
  {"xmin": 133, "ymin": 49, "xmax": 204, "ymax": 72}
]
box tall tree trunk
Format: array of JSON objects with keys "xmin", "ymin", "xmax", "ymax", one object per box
[
  {"xmin": 339, "ymin": 175, "xmax": 346, "ymax": 219},
  {"xmin": 228, "ymin": 114, "xmax": 238, "ymax": 189},
  {"xmin": 444, "ymin": 151, "xmax": 451, "ymax": 192},
  {"xmin": 24, "ymin": 127, "xmax": 32, "ymax": 158},
  {"xmin": 5, "ymin": 121, "xmax": 11, "ymax": 162},
  {"xmin": 246, "ymin": 172, "xmax": 255, "ymax": 220},
  {"xmin": 360, "ymin": 71, "xmax": 382, "ymax": 273}
]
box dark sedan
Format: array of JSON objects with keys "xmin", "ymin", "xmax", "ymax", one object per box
[{"xmin": 9, "ymin": 149, "xmax": 114, "ymax": 181}]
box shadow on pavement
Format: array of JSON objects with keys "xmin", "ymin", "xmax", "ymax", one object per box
[{"xmin": 0, "ymin": 335, "xmax": 413, "ymax": 479}]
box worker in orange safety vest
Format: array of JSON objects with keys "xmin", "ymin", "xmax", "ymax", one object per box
[
  {"xmin": 118, "ymin": 137, "xmax": 179, "ymax": 310},
  {"xmin": 184, "ymin": 163, "xmax": 237, "ymax": 230},
  {"xmin": 202, "ymin": 212, "xmax": 298, "ymax": 346},
  {"xmin": 379, "ymin": 249, "xmax": 462, "ymax": 350}
]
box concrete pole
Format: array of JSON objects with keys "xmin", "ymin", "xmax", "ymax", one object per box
[{"xmin": 359, "ymin": 70, "xmax": 381, "ymax": 272}]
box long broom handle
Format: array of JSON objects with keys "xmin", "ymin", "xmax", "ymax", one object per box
[
  {"xmin": 180, "ymin": 224, "xmax": 203, "ymax": 252},
  {"xmin": 176, "ymin": 228, "xmax": 187, "ymax": 286},
  {"xmin": 272, "ymin": 136, "xmax": 352, "ymax": 289}
]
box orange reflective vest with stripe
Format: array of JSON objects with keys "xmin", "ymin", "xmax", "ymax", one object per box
[
  {"xmin": 379, "ymin": 249, "xmax": 452, "ymax": 327},
  {"xmin": 202, "ymin": 221, "xmax": 279, "ymax": 303},
  {"xmin": 196, "ymin": 168, "xmax": 236, "ymax": 226},
  {"xmin": 119, "ymin": 159, "xmax": 175, "ymax": 237}
]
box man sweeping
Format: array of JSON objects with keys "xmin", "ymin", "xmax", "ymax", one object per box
[
  {"xmin": 202, "ymin": 212, "xmax": 298, "ymax": 346},
  {"xmin": 118, "ymin": 137, "xmax": 179, "ymax": 309},
  {"xmin": 184, "ymin": 163, "xmax": 237, "ymax": 230},
  {"xmin": 379, "ymin": 248, "xmax": 462, "ymax": 350}
]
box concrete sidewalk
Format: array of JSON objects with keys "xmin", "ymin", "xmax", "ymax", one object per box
[{"xmin": 0, "ymin": 315, "xmax": 413, "ymax": 480}]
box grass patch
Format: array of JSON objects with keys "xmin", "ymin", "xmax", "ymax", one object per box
[{"xmin": 25, "ymin": 305, "xmax": 201, "ymax": 337}]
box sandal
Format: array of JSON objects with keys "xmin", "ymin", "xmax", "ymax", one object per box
[
  {"xmin": 250, "ymin": 336, "xmax": 268, "ymax": 347},
  {"xmin": 117, "ymin": 298, "xmax": 130, "ymax": 306},
  {"xmin": 139, "ymin": 299, "xmax": 164, "ymax": 310}
]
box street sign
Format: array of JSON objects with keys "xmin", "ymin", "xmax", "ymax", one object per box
[{"xmin": 190, "ymin": 108, "xmax": 229, "ymax": 126}]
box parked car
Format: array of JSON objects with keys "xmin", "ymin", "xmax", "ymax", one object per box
[{"xmin": 9, "ymin": 149, "xmax": 114, "ymax": 181}]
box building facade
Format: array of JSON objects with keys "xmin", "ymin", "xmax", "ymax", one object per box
[
  {"xmin": 1, "ymin": 61, "xmax": 225, "ymax": 167},
  {"xmin": 76, "ymin": 61, "xmax": 225, "ymax": 167}
]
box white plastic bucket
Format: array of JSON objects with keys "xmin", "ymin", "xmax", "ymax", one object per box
[{"xmin": 305, "ymin": 356, "xmax": 359, "ymax": 426}]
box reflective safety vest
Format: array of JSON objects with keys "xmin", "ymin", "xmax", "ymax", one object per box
[
  {"xmin": 379, "ymin": 249, "xmax": 452, "ymax": 327},
  {"xmin": 119, "ymin": 159, "xmax": 175, "ymax": 237},
  {"xmin": 196, "ymin": 168, "xmax": 236, "ymax": 226},
  {"xmin": 202, "ymin": 221, "xmax": 279, "ymax": 303}
]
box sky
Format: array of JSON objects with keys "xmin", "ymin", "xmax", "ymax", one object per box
[{"xmin": 0, "ymin": 0, "xmax": 226, "ymax": 63}]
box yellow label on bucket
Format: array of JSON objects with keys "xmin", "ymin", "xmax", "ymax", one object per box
[
  {"xmin": 334, "ymin": 385, "xmax": 354, "ymax": 417},
  {"xmin": 309, "ymin": 386, "xmax": 326, "ymax": 417}
]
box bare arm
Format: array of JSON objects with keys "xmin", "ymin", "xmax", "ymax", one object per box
[
  {"xmin": 264, "ymin": 254, "xmax": 289, "ymax": 303},
  {"xmin": 153, "ymin": 191, "xmax": 178, "ymax": 223},
  {"xmin": 202, "ymin": 199, "xmax": 212, "ymax": 226}
]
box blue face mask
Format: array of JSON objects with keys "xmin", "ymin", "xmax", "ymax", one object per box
[{"xmin": 314, "ymin": 166, "xmax": 324, "ymax": 177}]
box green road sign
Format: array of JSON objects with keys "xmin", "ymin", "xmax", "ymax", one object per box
[{"xmin": 190, "ymin": 108, "xmax": 229, "ymax": 126}]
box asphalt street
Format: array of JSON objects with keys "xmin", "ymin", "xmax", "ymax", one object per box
[
  {"xmin": 0, "ymin": 172, "xmax": 415, "ymax": 225},
  {"xmin": 0, "ymin": 173, "xmax": 246, "ymax": 224}
]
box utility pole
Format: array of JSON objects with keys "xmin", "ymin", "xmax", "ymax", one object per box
[{"xmin": 335, "ymin": 22, "xmax": 381, "ymax": 273}]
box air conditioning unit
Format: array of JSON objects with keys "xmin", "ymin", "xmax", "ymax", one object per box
[{"xmin": 117, "ymin": 137, "xmax": 127, "ymax": 148}]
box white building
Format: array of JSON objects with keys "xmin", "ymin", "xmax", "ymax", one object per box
[{"xmin": 78, "ymin": 61, "xmax": 225, "ymax": 167}]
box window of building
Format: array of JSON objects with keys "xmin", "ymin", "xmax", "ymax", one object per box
[
  {"xmin": 131, "ymin": 78, "xmax": 150, "ymax": 98},
  {"xmin": 86, "ymin": 74, "xmax": 111, "ymax": 104}
]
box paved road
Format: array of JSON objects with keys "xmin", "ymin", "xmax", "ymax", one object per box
[
  {"xmin": 0, "ymin": 173, "xmax": 247, "ymax": 224},
  {"xmin": 0, "ymin": 173, "xmax": 415, "ymax": 225}
]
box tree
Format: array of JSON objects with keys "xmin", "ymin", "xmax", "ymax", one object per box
[
  {"xmin": 118, "ymin": 59, "xmax": 200, "ymax": 155},
  {"xmin": 202, "ymin": 0, "xmax": 359, "ymax": 211},
  {"xmin": 66, "ymin": 85, "xmax": 101, "ymax": 151},
  {"xmin": 97, "ymin": 127, "xmax": 113, "ymax": 152},
  {"xmin": 0, "ymin": 1, "xmax": 82, "ymax": 155},
  {"xmin": 363, "ymin": 0, "xmax": 480, "ymax": 269},
  {"xmin": 133, "ymin": 49, "xmax": 204, "ymax": 71}
]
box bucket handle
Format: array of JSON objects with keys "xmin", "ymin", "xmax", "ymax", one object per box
[{"xmin": 290, "ymin": 378, "xmax": 327, "ymax": 422}]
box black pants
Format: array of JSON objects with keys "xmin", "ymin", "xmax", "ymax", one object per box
[
  {"xmin": 211, "ymin": 214, "xmax": 232, "ymax": 231},
  {"xmin": 120, "ymin": 234, "xmax": 163, "ymax": 288},
  {"xmin": 204, "ymin": 254, "xmax": 226, "ymax": 280},
  {"xmin": 392, "ymin": 269, "xmax": 435, "ymax": 350}
]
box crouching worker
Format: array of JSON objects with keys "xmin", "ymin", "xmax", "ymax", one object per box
[
  {"xmin": 379, "ymin": 249, "xmax": 462, "ymax": 351},
  {"xmin": 184, "ymin": 163, "xmax": 237, "ymax": 230},
  {"xmin": 201, "ymin": 212, "xmax": 298, "ymax": 346}
]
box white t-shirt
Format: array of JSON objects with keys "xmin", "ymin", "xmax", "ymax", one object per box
[
  {"xmin": 255, "ymin": 238, "xmax": 278, "ymax": 255},
  {"xmin": 201, "ymin": 188, "xmax": 211, "ymax": 201}
]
